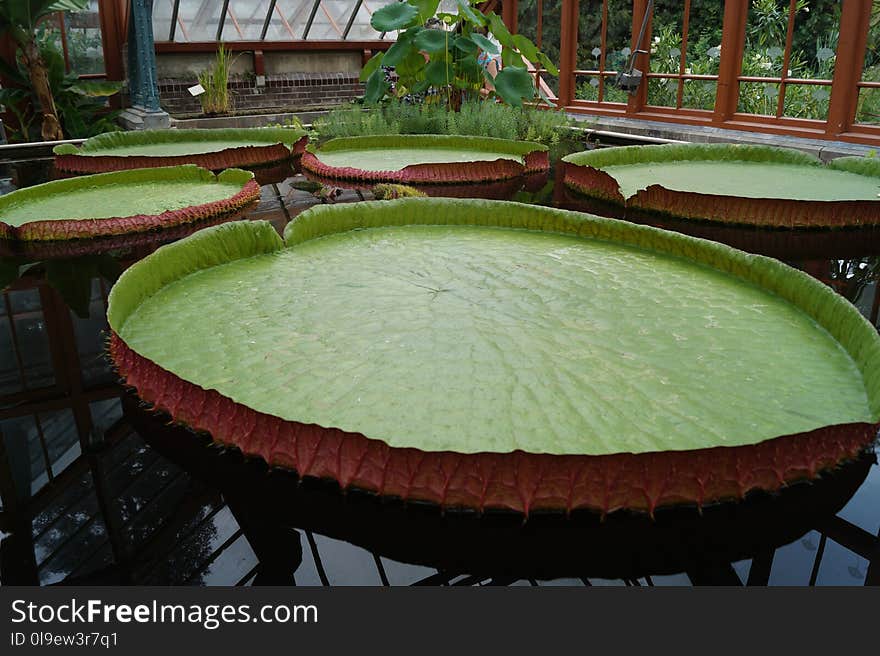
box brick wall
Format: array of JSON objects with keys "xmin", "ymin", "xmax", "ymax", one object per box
[{"xmin": 157, "ymin": 72, "xmax": 364, "ymax": 116}]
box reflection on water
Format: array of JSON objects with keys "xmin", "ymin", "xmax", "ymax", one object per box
[{"xmin": 0, "ymin": 157, "xmax": 878, "ymax": 586}]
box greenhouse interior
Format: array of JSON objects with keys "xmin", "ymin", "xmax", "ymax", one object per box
[{"xmin": 0, "ymin": 0, "xmax": 878, "ymax": 589}]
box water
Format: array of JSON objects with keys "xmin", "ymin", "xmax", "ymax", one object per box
[{"xmin": 0, "ymin": 156, "xmax": 878, "ymax": 586}]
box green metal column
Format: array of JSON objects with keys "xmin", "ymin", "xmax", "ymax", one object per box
[{"xmin": 120, "ymin": 0, "xmax": 170, "ymax": 129}]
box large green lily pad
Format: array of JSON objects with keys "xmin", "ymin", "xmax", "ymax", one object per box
[
  {"xmin": 58, "ymin": 127, "xmax": 305, "ymax": 157},
  {"xmin": 0, "ymin": 165, "xmax": 258, "ymax": 241},
  {"xmin": 53, "ymin": 128, "xmax": 307, "ymax": 174},
  {"xmin": 302, "ymin": 135, "xmax": 549, "ymax": 183},
  {"xmin": 109, "ymin": 199, "xmax": 880, "ymax": 457},
  {"xmin": 563, "ymin": 144, "xmax": 880, "ymax": 227},
  {"xmin": 603, "ymin": 160, "xmax": 880, "ymax": 201}
]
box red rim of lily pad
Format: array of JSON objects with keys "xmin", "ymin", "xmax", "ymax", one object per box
[
  {"xmin": 301, "ymin": 135, "xmax": 550, "ymax": 185},
  {"xmin": 0, "ymin": 166, "xmax": 260, "ymax": 242},
  {"xmin": 562, "ymin": 144, "xmax": 880, "ymax": 229},
  {"xmin": 106, "ymin": 200, "xmax": 880, "ymax": 516},
  {"xmin": 53, "ymin": 128, "xmax": 308, "ymax": 174}
]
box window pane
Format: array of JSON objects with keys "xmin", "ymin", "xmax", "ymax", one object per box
[
  {"xmin": 153, "ymin": 0, "xmax": 174, "ymax": 41},
  {"xmin": 856, "ymin": 87, "xmax": 880, "ymax": 125},
  {"xmin": 789, "ymin": 0, "xmax": 840, "ymax": 81},
  {"xmin": 681, "ymin": 78, "xmax": 717, "ymax": 110},
  {"xmin": 577, "ymin": 0, "xmax": 632, "ymax": 73},
  {"xmin": 267, "ymin": 1, "xmax": 317, "ymax": 40},
  {"xmin": 856, "ymin": 1, "xmax": 880, "ymax": 125},
  {"xmin": 782, "ymin": 83, "xmax": 831, "ymax": 120},
  {"xmin": 651, "ymin": 2, "xmax": 685, "ymax": 76},
  {"xmin": 737, "ymin": 80, "xmax": 780, "ymax": 116},
  {"xmin": 303, "ymin": 1, "xmax": 355, "ymax": 40},
  {"xmin": 575, "ymin": 74, "xmax": 627, "ymax": 103},
  {"xmin": 221, "ymin": 0, "xmax": 273, "ymax": 40},
  {"xmin": 347, "ymin": 0, "xmax": 402, "ymax": 40},
  {"xmin": 518, "ymin": 0, "xmax": 563, "ymax": 96},
  {"xmin": 647, "ymin": 76, "xmax": 678, "ymax": 107},
  {"xmin": 743, "ymin": 0, "xmax": 792, "ymax": 78},
  {"xmin": 174, "ymin": 0, "xmax": 225, "ymax": 42},
  {"xmin": 65, "ymin": 1, "xmax": 104, "ymax": 75},
  {"xmin": 686, "ymin": 0, "xmax": 724, "ymax": 71}
]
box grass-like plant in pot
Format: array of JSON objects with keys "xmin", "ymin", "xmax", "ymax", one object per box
[{"xmin": 198, "ymin": 43, "xmax": 233, "ymax": 116}]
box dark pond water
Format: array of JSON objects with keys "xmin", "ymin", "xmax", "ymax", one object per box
[{"xmin": 0, "ymin": 155, "xmax": 878, "ymax": 586}]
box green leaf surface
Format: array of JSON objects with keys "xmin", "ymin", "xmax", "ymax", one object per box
[
  {"xmin": 536, "ymin": 51, "xmax": 559, "ymax": 75},
  {"xmin": 424, "ymin": 58, "xmax": 455, "ymax": 86},
  {"xmin": 364, "ymin": 68, "xmax": 389, "ymax": 104},
  {"xmin": 456, "ymin": 0, "xmax": 486, "ymax": 26},
  {"xmin": 454, "ymin": 36, "xmax": 479, "ymax": 54},
  {"xmin": 493, "ymin": 66, "xmax": 536, "ymax": 107},
  {"xmin": 512, "ymin": 34, "xmax": 540, "ymax": 62},
  {"xmin": 469, "ymin": 32, "xmax": 499, "ymax": 55},
  {"xmin": 109, "ymin": 200, "xmax": 880, "ymax": 457},
  {"xmin": 486, "ymin": 12, "xmax": 513, "ymax": 47},
  {"xmin": 359, "ymin": 51, "xmax": 384, "ymax": 82},
  {"xmin": 413, "ymin": 28, "xmax": 452, "ymax": 53},
  {"xmin": 67, "ymin": 79, "xmax": 121, "ymax": 97},
  {"xmin": 382, "ymin": 29, "xmax": 419, "ymax": 67},
  {"xmin": 370, "ymin": 2, "xmax": 420, "ymax": 31},
  {"xmin": 409, "ymin": 0, "xmax": 441, "ymax": 24}
]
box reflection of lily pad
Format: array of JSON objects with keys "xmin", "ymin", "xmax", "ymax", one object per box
[{"xmin": 108, "ymin": 199, "xmax": 880, "ymax": 515}]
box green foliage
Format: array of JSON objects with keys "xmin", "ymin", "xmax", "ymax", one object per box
[
  {"xmin": 362, "ymin": 0, "xmax": 554, "ymax": 108},
  {"xmin": 312, "ymin": 99, "xmax": 580, "ymax": 159},
  {"xmin": 0, "ymin": 1, "xmax": 89, "ymax": 42},
  {"xmin": 198, "ymin": 43, "xmax": 233, "ymax": 115},
  {"xmin": 0, "ymin": 30, "xmax": 120, "ymax": 142}
]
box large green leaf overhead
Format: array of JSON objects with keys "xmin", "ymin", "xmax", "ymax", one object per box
[
  {"xmin": 370, "ymin": 2, "xmax": 420, "ymax": 31},
  {"xmin": 108, "ymin": 200, "xmax": 880, "ymax": 458}
]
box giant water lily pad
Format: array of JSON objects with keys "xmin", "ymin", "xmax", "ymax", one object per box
[
  {"xmin": 54, "ymin": 128, "xmax": 308, "ymax": 174},
  {"xmin": 301, "ymin": 135, "xmax": 549, "ymax": 184},
  {"xmin": 107, "ymin": 199, "xmax": 880, "ymax": 515},
  {"xmin": 563, "ymin": 144, "xmax": 880, "ymax": 228},
  {"xmin": 0, "ymin": 165, "xmax": 259, "ymax": 242}
]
